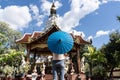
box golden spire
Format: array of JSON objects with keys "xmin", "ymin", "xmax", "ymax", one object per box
[
  {"xmin": 50, "ymin": 0, "xmax": 56, "ymax": 17},
  {"xmin": 45, "ymin": 0, "xmax": 57, "ymax": 30}
]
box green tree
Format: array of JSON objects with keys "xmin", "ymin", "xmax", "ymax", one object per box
[
  {"xmin": 0, "ymin": 33, "xmax": 7, "ymax": 54},
  {"xmin": 83, "ymin": 46, "xmax": 106, "ymax": 79},
  {"xmin": 0, "ymin": 21, "xmax": 25, "ymax": 53},
  {"xmin": 83, "ymin": 46, "xmax": 97, "ymax": 78},
  {"xmin": 117, "ymin": 16, "xmax": 120, "ymax": 22},
  {"xmin": 0, "ymin": 21, "xmax": 28, "ymax": 76},
  {"xmin": 100, "ymin": 30, "xmax": 120, "ymax": 78},
  {"xmin": 0, "ymin": 49, "xmax": 24, "ymax": 67},
  {"xmin": 92, "ymin": 50, "xmax": 107, "ymax": 77}
]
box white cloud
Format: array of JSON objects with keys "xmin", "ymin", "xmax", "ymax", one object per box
[
  {"xmin": 102, "ymin": 0, "xmax": 108, "ymax": 3},
  {"xmin": 0, "ymin": 0, "xmax": 119, "ymax": 31},
  {"xmin": 86, "ymin": 30, "xmax": 110, "ymax": 42},
  {"xmin": 30, "ymin": 5, "xmax": 39, "ymax": 20},
  {"xmin": 87, "ymin": 35, "xmax": 93, "ymax": 42},
  {"xmin": 57, "ymin": 0, "xmax": 101, "ymax": 32},
  {"xmin": 88, "ymin": 36, "xmax": 93, "ymax": 40},
  {"xmin": 29, "ymin": 0, "xmax": 62, "ymax": 27},
  {"xmin": 0, "ymin": 5, "xmax": 32, "ymax": 30},
  {"xmin": 41, "ymin": 0, "xmax": 62, "ymax": 16},
  {"xmin": 95, "ymin": 30, "xmax": 110, "ymax": 38},
  {"xmin": 102, "ymin": 0, "xmax": 120, "ymax": 3},
  {"xmin": 39, "ymin": 0, "xmax": 119, "ymax": 37},
  {"xmin": 71, "ymin": 30, "xmax": 85, "ymax": 38},
  {"xmin": 40, "ymin": 0, "xmax": 51, "ymax": 16},
  {"xmin": 29, "ymin": 4, "xmax": 44, "ymax": 27}
]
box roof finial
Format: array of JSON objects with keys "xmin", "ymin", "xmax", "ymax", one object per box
[
  {"xmin": 50, "ymin": 0, "xmax": 56, "ymax": 17},
  {"xmin": 45, "ymin": 0, "xmax": 58, "ymax": 31},
  {"xmin": 52, "ymin": 0, "xmax": 54, "ymax": 3}
]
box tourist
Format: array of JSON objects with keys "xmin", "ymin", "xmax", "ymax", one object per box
[{"xmin": 52, "ymin": 53, "xmax": 67, "ymax": 80}]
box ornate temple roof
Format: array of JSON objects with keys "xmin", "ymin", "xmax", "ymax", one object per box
[
  {"xmin": 16, "ymin": 1, "xmax": 91, "ymax": 55},
  {"xmin": 16, "ymin": 33, "xmax": 31, "ymax": 43},
  {"xmin": 16, "ymin": 29, "xmax": 90, "ymax": 45}
]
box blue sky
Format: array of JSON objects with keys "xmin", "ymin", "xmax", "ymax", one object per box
[{"xmin": 0, "ymin": 0, "xmax": 120, "ymax": 49}]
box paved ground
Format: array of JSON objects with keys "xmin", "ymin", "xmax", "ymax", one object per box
[{"xmin": 45, "ymin": 73, "xmax": 86, "ymax": 80}]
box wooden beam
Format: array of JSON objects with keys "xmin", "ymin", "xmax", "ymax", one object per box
[{"xmin": 31, "ymin": 43, "xmax": 48, "ymax": 50}]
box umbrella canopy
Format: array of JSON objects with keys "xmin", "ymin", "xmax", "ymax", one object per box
[{"xmin": 47, "ymin": 31, "xmax": 74, "ymax": 54}]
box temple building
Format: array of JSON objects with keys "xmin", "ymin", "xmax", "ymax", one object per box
[{"xmin": 16, "ymin": 1, "xmax": 91, "ymax": 79}]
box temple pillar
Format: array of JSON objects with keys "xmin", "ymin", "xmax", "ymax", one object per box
[
  {"xmin": 27, "ymin": 51, "xmax": 30, "ymax": 62},
  {"xmin": 76, "ymin": 45, "xmax": 81, "ymax": 79},
  {"xmin": 33, "ymin": 50, "xmax": 37, "ymax": 67},
  {"xmin": 26, "ymin": 44, "xmax": 30, "ymax": 62},
  {"xmin": 30, "ymin": 49, "xmax": 37, "ymax": 73}
]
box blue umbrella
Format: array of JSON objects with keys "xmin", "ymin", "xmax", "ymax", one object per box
[{"xmin": 47, "ymin": 31, "xmax": 74, "ymax": 54}]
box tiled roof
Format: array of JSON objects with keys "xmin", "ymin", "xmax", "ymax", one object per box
[
  {"xmin": 16, "ymin": 26, "xmax": 91, "ymax": 44},
  {"xmin": 16, "ymin": 33, "xmax": 32, "ymax": 43},
  {"xmin": 16, "ymin": 31, "xmax": 91, "ymax": 44},
  {"xmin": 31, "ymin": 31, "xmax": 42, "ymax": 38},
  {"xmin": 74, "ymin": 35, "xmax": 90, "ymax": 44}
]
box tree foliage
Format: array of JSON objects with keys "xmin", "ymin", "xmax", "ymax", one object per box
[
  {"xmin": 0, "ymin": 21, "xmax": 25, "ymax": 54},
  {"xmin": 117, "ymin": 16, "xmax": 120, "ymax": 22},
  {"xmin": 0, "ymin": 21, "xmax": 26, "ymax": 75},
  {"xmin": 100, "ymin": 30, "xmax": 120, "ymax": 78},
  {"xmin": 83, "ymin": 46, "xmax": 107, "ymax": 78},
  {"xmin": 0, "ymin": 49, "xmax": 25, "ymax": 77},
  {"xmin": 0, "ymin": 49, "xmax": 24, "ymax": 67}
]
